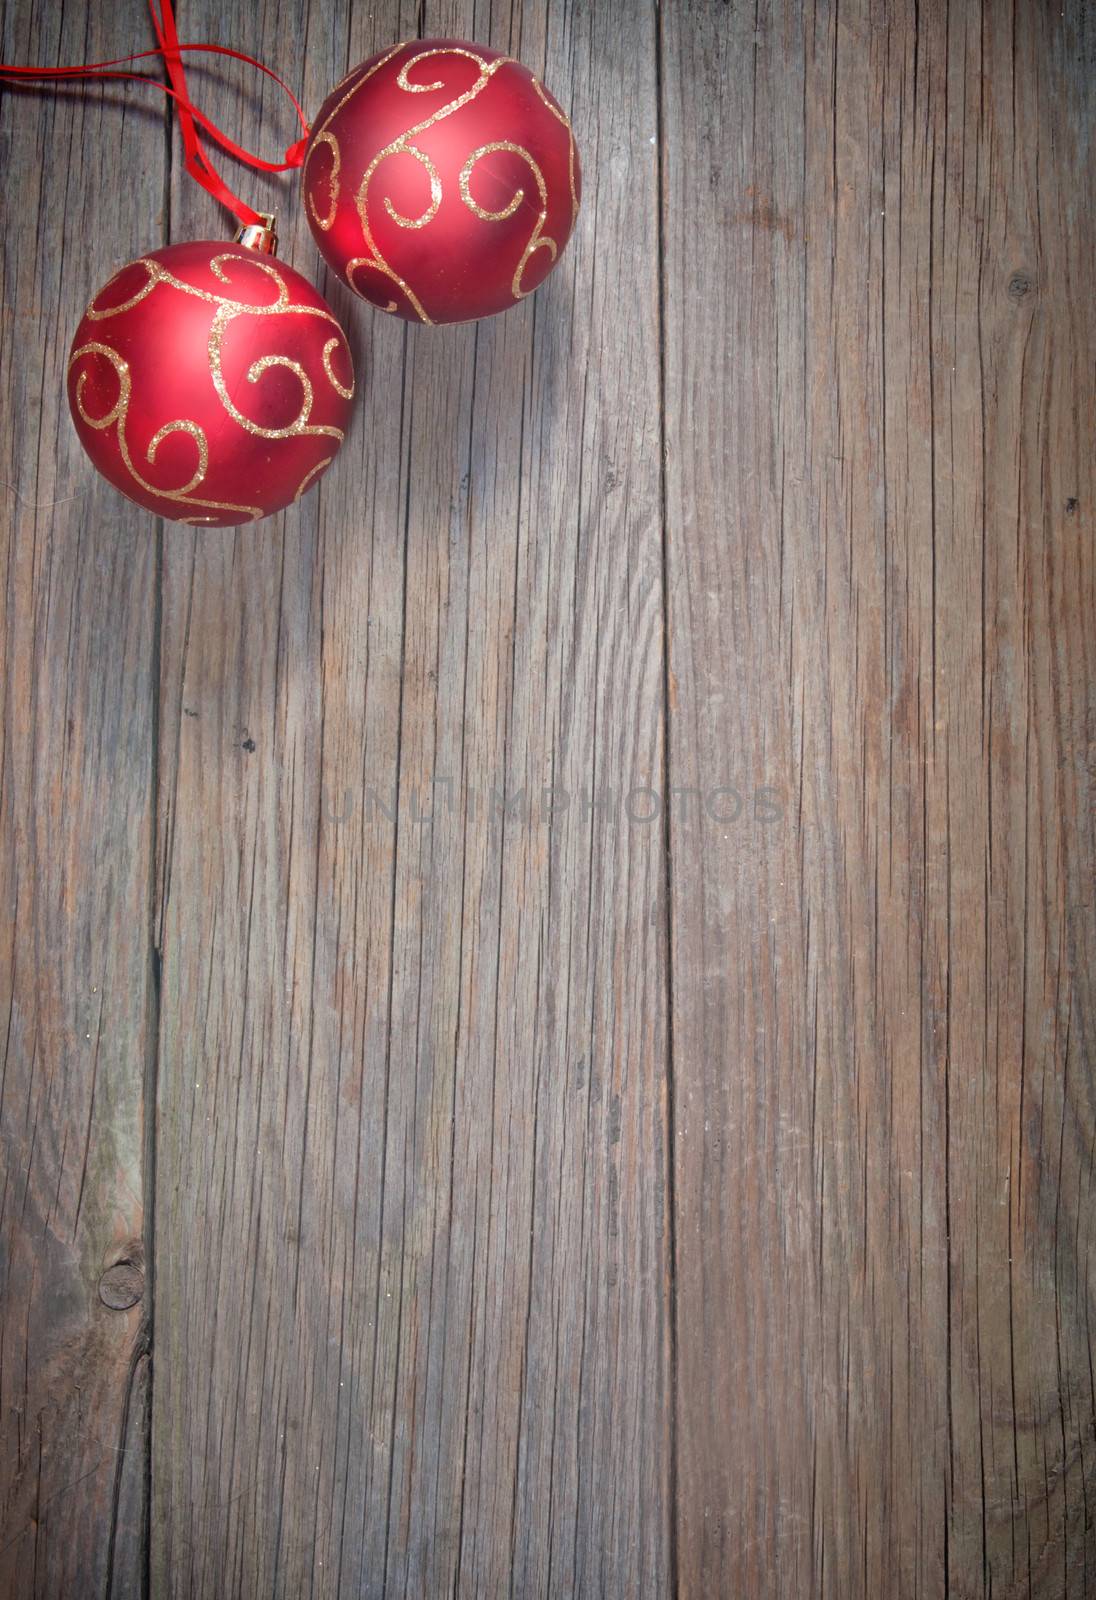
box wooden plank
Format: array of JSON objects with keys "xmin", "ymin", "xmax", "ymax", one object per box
[
  {"xmin": 150, "ymin": 2, "xmax": 670, "ymax": 1594},
  {"xmin": 662, "ymin": 0, "xmax": 1096, "ymax": 1595},
  {"xmin": 0, "ymin": 2, "xmax": 162, "ymax": 1593}
]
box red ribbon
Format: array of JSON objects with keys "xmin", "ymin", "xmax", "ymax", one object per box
[{"xmin": 0, "ymin": 0, "xmax": 309, "ymax": 226}]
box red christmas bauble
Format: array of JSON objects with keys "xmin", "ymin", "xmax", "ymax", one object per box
[
  {"xmin": 67, "ymin": 240, "xmax": 355, "ymax": 526},
  {"xmin": 303, "ymin": 39, "xmax": 581, "ymax": 325}
]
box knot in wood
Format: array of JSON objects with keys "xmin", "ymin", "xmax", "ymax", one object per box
[{"xmin": 98, "ymin": 1259, "xmax": 144, "ymax": 1311}]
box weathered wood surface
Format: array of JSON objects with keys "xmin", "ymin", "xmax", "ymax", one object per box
[
  {"xmin": 151, "ymin": 2, "xmax": 669, "ymax": 1596},
  {"xmin": 1, "ymin": 0, "xmax": 1093, "ymax": 1596},
  {"xmin": 0, "ymin": 4, "xmax": 160, "ymax": 1597},
  {"xmin": 663, "ymin": 1, "xmax": 1096, "ymax": 1595}
]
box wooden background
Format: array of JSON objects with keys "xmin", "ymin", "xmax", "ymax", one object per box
[{"xmin": 1, "ymin": 0, "xmax": 1094, "ymax": 1595}]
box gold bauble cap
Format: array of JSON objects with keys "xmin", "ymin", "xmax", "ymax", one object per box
[{"xmin": 234, "ymin": 213, "xmax": 278, "ymax": 255}]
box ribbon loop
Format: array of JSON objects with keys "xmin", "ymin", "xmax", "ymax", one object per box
[{"xmin": 0, "ymin": 0, "xmax": 310, "ymax": 226}]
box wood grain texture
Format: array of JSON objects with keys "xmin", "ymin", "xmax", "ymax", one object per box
[
  {"xmin": 1, "ymin": 0, "xmax": 1094, "ymax": 1595},
  {"xmin": 150, "ymin": 2, "xmax": 669, "ymax": 1595},
  {"xmin": 662, "ymin": 1, "xmax": 1096, "ymax": 1596},
  {"xmin": 0, "ymin": 3, "xmax": 161, "ymax": 1594}
]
